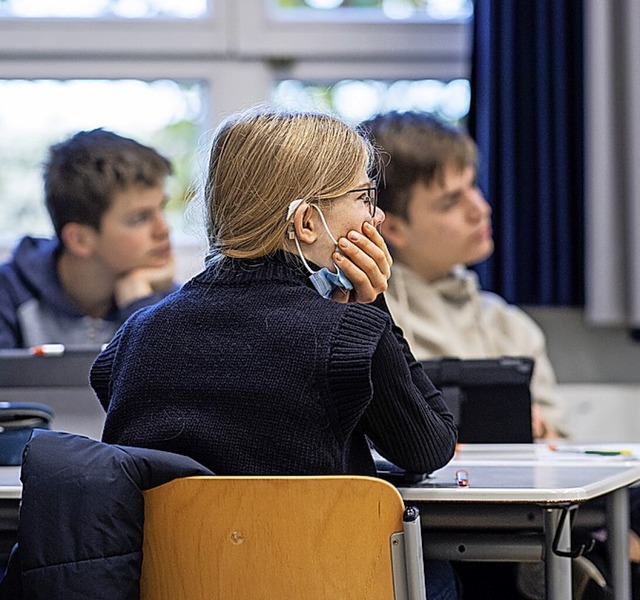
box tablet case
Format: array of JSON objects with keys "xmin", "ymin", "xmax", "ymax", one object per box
[{"xmin": 421, "ymin": 356, "xmax": 534, "ymax": 444}]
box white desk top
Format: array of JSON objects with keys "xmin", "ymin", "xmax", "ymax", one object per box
[
  {"xmin": 0, "ymin": 467, "xmax": 22, "ymax": 499},
  {"xmin": 2, "ymin": 443, "xmax": 640, "ymax": 504},
  {"xmin": 399, "ymin": 443, "xmax": 640, "ymax": 504}
]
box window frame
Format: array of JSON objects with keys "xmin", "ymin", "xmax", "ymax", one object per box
[
  {"xmin": 0, "ymin": 4, "xmax": 227, "ymax": 56},
  {"xmin": 235, "ymin": 13, "xmax": 469, "ymax": 60}
]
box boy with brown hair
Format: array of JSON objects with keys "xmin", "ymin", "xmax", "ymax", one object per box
[
  {"xmin": 0, "ymin": 129, "xmax": 177, "ymax": 348},
  {"xmin": 361, "ymin": 111, "xmax": 563, "ymax": 439}
]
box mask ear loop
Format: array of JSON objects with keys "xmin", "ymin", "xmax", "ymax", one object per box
[
  {"xmin": 286, "ymin": 199, "xmax": 340, "ymax": 275},
  {"xmin": 310, "ymin": 204, "xmax": 338, "ymax": 245}
]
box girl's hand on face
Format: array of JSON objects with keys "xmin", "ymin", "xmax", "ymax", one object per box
[{"xmin": 332, "ymin": 222, "xmax": 393, "ymax": 304}]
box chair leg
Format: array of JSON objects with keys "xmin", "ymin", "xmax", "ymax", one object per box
[{"xmin": 403, "ymin": 506, "xmax": 427, "ymax": 600}]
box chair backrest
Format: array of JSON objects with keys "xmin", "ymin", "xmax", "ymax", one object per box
[{"xmin": 140, "ymin": 475, "xmax": 419, "ymax": 600}]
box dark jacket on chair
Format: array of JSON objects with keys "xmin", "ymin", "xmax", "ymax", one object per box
[{"xmin": 0, "ymin": 429, "xmax": 213, "ymax": 600}]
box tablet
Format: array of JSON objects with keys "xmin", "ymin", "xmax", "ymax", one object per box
[{"xmin": 421, "ymin": 356, "xmax": 534, "ymax": 444}]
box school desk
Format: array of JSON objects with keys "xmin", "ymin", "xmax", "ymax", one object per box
[{"xmin": 399, "ymin": 443, "xmax": 640, "ymax": 600}]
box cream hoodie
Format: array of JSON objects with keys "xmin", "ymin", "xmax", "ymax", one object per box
[{"xmin": 386, "ymin": 262, "xmax": 565, "ymax": 435}]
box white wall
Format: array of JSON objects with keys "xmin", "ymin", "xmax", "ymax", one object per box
[
  {"xmin": 523, "ymin": 306, "xmax": 640, "ymax": 442},
  {"xmin": 557, "ymin": 384, "xmax": 640, "ymax": 442}
]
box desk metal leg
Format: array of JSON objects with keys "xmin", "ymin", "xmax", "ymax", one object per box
[
  {"xmin": 544, "ymin": 507, "xmax": 572, "ymax": 600},
  {"xmin": 607, "ymin": 488, "xmax": 631, "ymax": 600}
]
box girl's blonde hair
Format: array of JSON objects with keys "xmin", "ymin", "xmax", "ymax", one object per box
[{"xmin": 204, "ymin": 106, "xmax": 375, "ymax": 259}]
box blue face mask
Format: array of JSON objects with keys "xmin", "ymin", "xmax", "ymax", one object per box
[
  {"xmin": 287, "ymin": 199, "xmax": 354, "ymax": 299},
  {"xmin": 309, "ymin": 266, "xmax": 354, "ymax": 299}
]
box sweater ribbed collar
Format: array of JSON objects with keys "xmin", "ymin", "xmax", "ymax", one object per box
[{"xmin": 194, "ymin": 250, "xmax": 314, "ymax": 286}]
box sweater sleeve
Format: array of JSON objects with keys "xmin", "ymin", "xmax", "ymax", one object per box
[
  {"xmin": 89, "ymin": 328, "xmax": 123, "ymax": 412},
  {"xmin": 363, "ymin": 328, "xmax": 457, "ymax": 474},
  {"xmin": 328, "ymin": 295, "xmax": 457, "ymax": 475}
]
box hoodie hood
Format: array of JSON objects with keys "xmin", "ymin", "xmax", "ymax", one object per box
[{"xmin": 11, "ymin": 236, "xmax": 83, "ymax": 318}]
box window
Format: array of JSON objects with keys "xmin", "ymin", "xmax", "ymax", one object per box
[
  {"xmin": 0, "ymin": 0, "xmax": 471, "ymax": 274},
  {"xmin": 0, "ymin": 79, "xmax": 205, "ymax": 242},
  {"xmin": 270, "ymin": 0, "xmax": 472, "ymax": 22},
  {"xmin": 272, "ymin": 78, "xmax": 470, "ymax": 125},
  {"xmin": 0, "ymin": 0, "xmax": 209, "ymax": 19}
]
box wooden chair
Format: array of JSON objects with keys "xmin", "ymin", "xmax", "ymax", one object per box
[{"xmin": 140, "ymin": 475, "xmax": 427, "ymax": 600}]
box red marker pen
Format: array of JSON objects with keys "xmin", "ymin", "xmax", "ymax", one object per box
[{"xmin": 30, "ymin": 344, "xmax": 65, "ymax": 357}]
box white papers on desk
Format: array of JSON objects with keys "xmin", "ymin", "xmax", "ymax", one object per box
[{"xmin": 453, "ymin": 443, "xmax": 640, "ymax": 464}]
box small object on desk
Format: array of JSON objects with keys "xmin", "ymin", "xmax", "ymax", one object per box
[
  {"xmin": 30, "ymin": 344, "xmax": 65, "ymax": 357},
  {"xmin": 455, "ymin": 469, "xmax": 469, "ymax": 487},
  {"xmin": 548, "ymin": 444, "xmax": 632, "ymax": 457}
]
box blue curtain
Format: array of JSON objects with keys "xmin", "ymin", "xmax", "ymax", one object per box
[{"xmin": 468, "ymin": 0, "xmax": 584, "ymax": 305}]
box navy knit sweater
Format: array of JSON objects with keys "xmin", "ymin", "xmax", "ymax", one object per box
[{"xmin": 90, "ymin": 251, "xmax": 457, "ymax": 476}]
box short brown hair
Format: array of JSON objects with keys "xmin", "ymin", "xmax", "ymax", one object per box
[
  {"xmin": 44, "ymin": 129, "xmax": 172, "ymax": 238},
  {"xmin": 360, "ymin": 112, "xmax": 477, "ymax": 219},
  {"xmin": 205, "ymin": 106, "xmax": 375, "ymax": 260}
]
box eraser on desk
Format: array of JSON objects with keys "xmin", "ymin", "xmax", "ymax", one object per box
[
  {"xmin": 30, "ymin": 344, "xmax": 65, "ymax": 356},
  {"xmin": 455, "ymin": 469, "xmax": 469, "ymax": 487}
]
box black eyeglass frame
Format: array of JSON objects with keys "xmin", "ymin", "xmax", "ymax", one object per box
[{"xmin": 347, "ymin": 179, "xmax": 378, "ymax": 218}]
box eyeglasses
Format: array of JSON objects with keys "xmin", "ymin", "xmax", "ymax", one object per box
[{"xmin": 347, "ymin": 180, "xmax": 378, "ymax": 218}]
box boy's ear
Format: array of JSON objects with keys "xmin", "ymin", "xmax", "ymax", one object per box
[
  {"xmin": 380, "ymin": 212, "xmax": 409, "ymax": 249},
  {"xmin": 59, "ymin": 222, "xmax": 98, "ymax": 258},
  {"xmin": 293, "ymin": 203, "xmax": 320, "ymax": 245}
]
